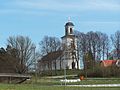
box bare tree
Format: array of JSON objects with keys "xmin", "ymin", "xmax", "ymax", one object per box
[
  {"xmin": 74, "ymin": 31, "xmax": 88, "ymax": 69},
  {"xmin": 96, "ymin": 32, "xmax": 110, "ymax": 60},
  {"xmin": 7, "ymin": 35, "xmax": 35, "ymax": 73},
  {"xmin": 75, "ymin": 31, "xmax": 94, "ymax": 77},
  {"xmin": 86, "ymin": 31, "xmax": 99, "ymax": 68},
  {"xmin": 111, "ymin": 31, "xmax": 120, "ymax": 59},
  {"xmin": 101, "ymin": 33, "xmax": 110, "ymax": 60},
  {"xmin": 39, "ymin": 36, "xmax": 61, "ymax": 56},
  {"xmin": 75, "ymin": 31, "xmax": 110, "ymax": 75}
]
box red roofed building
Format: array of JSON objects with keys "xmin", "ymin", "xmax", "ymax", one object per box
[{"xmin": 100, "ymin": 60, "xmax": 120, "ymax": 67}]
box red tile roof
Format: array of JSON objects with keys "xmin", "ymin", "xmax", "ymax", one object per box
[{"xmin": 100, "ymin": 60, "xmax": 117, "ymax": 67}]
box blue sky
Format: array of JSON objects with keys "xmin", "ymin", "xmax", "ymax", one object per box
[{"xmin": 0, "ymin": 0, "xmax": 120, "ymax": 49}]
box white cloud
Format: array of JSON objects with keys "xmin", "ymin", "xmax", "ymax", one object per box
[
  {"xmin": 0, "ymin": 0, "xmax": 120, "ymax": 15},
  {"xmin": 13, "ymin": 0, "xmax": 120, "ymax": 11},
  {"xmin": 86, "ymin": 0, "xmax": 120, "ymax": 11}
]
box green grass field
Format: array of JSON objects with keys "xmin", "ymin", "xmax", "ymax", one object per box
[
  {"xmin": 0, "ymin": 77, "xmax": 120, "ymax": 90},
  {"xmin": 0, "ymin": 84, "xmax": 120, "ymax": 90}
]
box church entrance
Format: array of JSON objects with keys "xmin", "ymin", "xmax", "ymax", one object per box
[{"xmin": 72, "ymin": 61, "xmax": 75, "ymax": 69}]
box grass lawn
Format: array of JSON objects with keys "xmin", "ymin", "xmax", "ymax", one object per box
[
  {"xmin": 0, "ymin": 84, "xmax": 120, "ymax": 90},
  {"xmin": 0, "ymin": 77, "xmax": 120, "ymax": 90}
]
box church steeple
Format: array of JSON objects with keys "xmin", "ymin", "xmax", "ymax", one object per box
[
  {"xmin": 65, "ymin": 19, "xmax": 74, "ymax": 36},
  {"xmin": 61, "ymin": 19, "xmax": 80, "ymax": 69}
]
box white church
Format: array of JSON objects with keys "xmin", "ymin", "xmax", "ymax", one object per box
[{"xmin": 38, "ymin": 20, "xmax": 81, "ymax": 71}]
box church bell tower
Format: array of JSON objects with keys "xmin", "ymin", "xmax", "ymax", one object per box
[{"xmin": 61, "ymin": 19, "xmax": 80, "ymax": 69}]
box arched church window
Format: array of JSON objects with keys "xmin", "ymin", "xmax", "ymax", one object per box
[{"xmin": 70, "ymin": 28, "xmax": 73, "ymax": 34}]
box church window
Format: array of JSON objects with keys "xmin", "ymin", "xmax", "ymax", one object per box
[{"xmin": 70, "ymin": 28, "xmax": 73, "ymax": 34}]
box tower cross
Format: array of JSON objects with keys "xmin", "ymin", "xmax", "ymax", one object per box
[{"xmin": 68, "ymin": 17, "xmax": 71, "ymax": 22}]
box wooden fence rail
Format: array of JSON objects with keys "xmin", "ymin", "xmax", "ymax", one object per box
[{"xmin": 0, "ymin": 73, "xmax": 31, "ymax": 84}]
